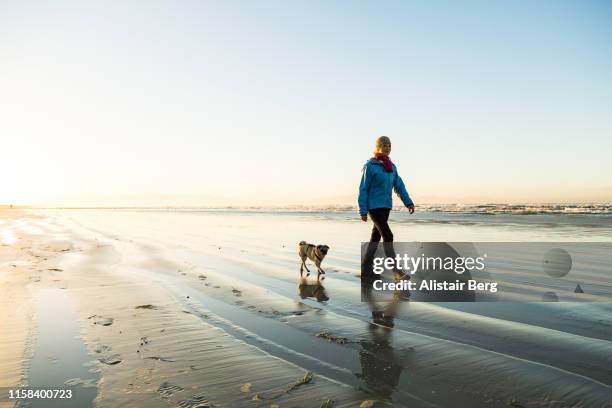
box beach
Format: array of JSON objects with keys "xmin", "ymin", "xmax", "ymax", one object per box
[{"xmin": 1, "ymin": 208, "xmax": 612, "ymax": 408}]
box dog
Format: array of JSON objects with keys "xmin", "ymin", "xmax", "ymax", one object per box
[{"xmin": 298, "ymin": 241, "xmax": 330, "ymax": 280}]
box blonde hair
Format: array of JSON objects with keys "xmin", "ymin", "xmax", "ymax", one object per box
[{"xmin": 374, "ymin": 136, "xmax": 391, "ymax": 153}]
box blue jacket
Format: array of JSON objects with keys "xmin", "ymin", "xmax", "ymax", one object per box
[{"xmin": 358, "ymin": 159, "xmax": 413, "ymax": 216}]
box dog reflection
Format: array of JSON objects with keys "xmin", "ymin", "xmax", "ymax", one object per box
[{"xmin": 298, "ymin": 281, "xmax": 329, "ymax": 302}]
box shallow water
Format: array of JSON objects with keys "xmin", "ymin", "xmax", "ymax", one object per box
[{"xmin": 25, "ymin": 288, "xmax": 98, "ymax": 408}]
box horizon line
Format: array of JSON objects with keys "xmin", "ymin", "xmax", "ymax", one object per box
[{"xmin": 3, "ymin": 202, "xmax": 612, "ymax": 210}]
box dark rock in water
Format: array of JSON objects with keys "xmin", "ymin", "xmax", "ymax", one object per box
[
  {"xmin": 98, "ymin": 354, "xmax": 122, "ymax": 365},
  {"xmin": 542, "ymin": 292, "xmax": 559, "ymax": 302},
  {"xmin": 287, "ymin": 371, "xmax": 313, "ymax": 392},
  {"xmin": 574, "ymin": 284, "xmax": 584, "ymax": 293},
  {"xmin": 316, "ymin": 331, "xmax": 349, "ymax": 344}
]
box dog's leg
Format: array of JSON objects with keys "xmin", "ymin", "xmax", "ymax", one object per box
[
  {"xmin": 301, "ymin": 259, "xmax": 310, "ymax": 276},
  {"xmin": 315, "ymin": 260, "xmax": 325, "ymax": 278}
]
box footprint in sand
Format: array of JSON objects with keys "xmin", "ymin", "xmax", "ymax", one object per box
[
  {"xmin": 135, "ymin": 304, "xmax": 158, "ymax": 310},
  {"xmin": 94, "ymin": 344, "xmax": 112, "ymax": 354},
  {"xmin": 176, "ymin": 393, "xmax": 211, "ymax": 408},
  {"xmin": 88, "ymin": 315, "xmax": 114, "ymax": 326},
  {"xmin": 98, "ymin": 354, "xmax": 122, "ymax": 365},
  {"xmin": 157, "ymin": 381, "xmax": 184, "ymax": 398},
  {"xmin": 145, "ymin": 356, "xmax": 175, "ymax": 362},
  {"xmin": 47, "ymin": 355, "xmax": 59, "ymax": 364},
  {"xmin": 198, "ymin": 274, "xmax": 207, "ymax": 280},
  {"xmin": 231, "ymin": 288, "xmax": 242, "ymax": 297}
]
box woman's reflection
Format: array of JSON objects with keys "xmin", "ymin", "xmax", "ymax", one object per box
[{"xmin": 358, "ymin": 281, "xmax": 407, "ymax": 399}]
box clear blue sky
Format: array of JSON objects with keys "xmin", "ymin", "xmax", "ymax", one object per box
[{"xmin": 1, "ymin": 0, "xmax": 611, "ymax": 205}]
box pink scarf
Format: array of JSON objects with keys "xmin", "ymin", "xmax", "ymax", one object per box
[{"xmin": 373, "ymin": 153, "xmax": 393, "ymax": 172}]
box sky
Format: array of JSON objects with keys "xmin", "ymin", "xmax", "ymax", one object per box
[{"xmin": 1, "ymin": 0, "xmax": 611, "ymax": 206}]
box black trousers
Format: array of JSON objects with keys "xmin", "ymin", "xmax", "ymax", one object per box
[
  {"xmin": 368, "ymin": 208, "xmax": 393, "ymax": 242},
  {"xmin": 362, "ymin": 208, "xmax": 397, "ymax": 277}
]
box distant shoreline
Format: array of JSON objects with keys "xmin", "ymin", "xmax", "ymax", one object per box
[{"xmin": 6, "ymin": 203, "xmax": 612, "ymax": 215}]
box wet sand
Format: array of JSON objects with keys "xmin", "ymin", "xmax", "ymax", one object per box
[
  {"xmin": 0, "ymin": 212, "xmax": 35, "ymax": 408},
  {"xmin": 1, "ymin": 209, "xmax": 611, "ymax": 407},
  {"xmin": 1, "ymin": 212, "xmax": 370, "ymax": 407}
]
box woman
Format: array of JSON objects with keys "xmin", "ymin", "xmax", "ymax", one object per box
[{"xmin": 358, "ymin": 136, "xmax": 414, "ymax": 280}]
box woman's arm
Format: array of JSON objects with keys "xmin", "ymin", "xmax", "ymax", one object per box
[
  {"xmin": 393, "ymin": 169, "xmax": 414, "ymax": 211},
  {"xmin": 358, "ymin": 163, "xmax": 372, "ymax": 216}
]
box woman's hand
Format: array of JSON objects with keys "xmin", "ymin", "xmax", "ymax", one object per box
[
  {"xmin": 361, "ymin": 214, "xmax": 368, "ymax": 222},
  {"xmin": 407, "ymin": 204, "xmax": 415, "ymax": 214}
]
